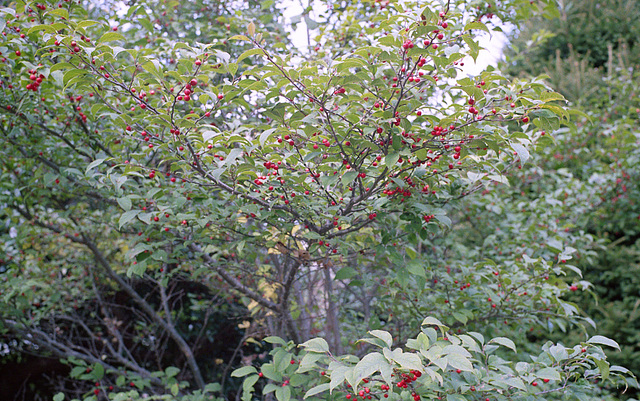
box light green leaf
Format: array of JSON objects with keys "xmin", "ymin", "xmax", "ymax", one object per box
[
  {"xmin": 354, "ymin": 352, "xmax": 391, "ymax": 386},
  {"xmin": 46, "ymin": 8, "xmax": 69, "ymax": 20},
  {"xmin": 335, "ymin": 267, "xmax": 357, "ymax": 280},
  {"xmin": 434, "ymin": 214, "xmax": 452, "ymax": 227},
  {"xmin": 446, "ymin": 353, "xmax": 473, "ymax": 372},
  {"xmin": 464, "ymin": 21, "xmax": 490, "ymax": 33},
  {"xmin": 275, "ymin": 384, "xmax": 291, "ymax": 401},
  {"xmin": 442, "ymin": 345, "xmax": 472, "ymax": 358},
  {"xmin": 238, "ymin": 48, "xmax": 264, "ymax": 63},
  {"xmin": 368, "ymin": 330, "xmax": 393, "ymax": 348},
  {"xmin": 243, "ymin": 375, "xmax": 259, "ymax": 394},
  {"xmin": 85, "ymin": 158, "xmax": 107, "ymax": 174},
  {"xmin": 511, "ymin": 142, "xmax": 530, "ymax": 165},
  {"xmin": 393, "ymin": 351, "xmax": 423, "ymax": 371},
  {"xmin": 329, "ymin": 364, "xmax": 350, "ymax": 392},
  {"xmin": 300, "ymin": 338, "xmax": 329, "ymax": 353},
  {"xmin": 98, "ymin": 31, "xmax": 126, "ymax": 43},
  {"xmin": 165, "ymin": 366, "xmax": 180, "ymax": 378},
  {"xmin": 342, "ymin": 171, "xmax": 358, "ymax": 184},
  {"xmin": 77, "ymin": 20, "xmax": 99, "ymax": 29},
  {"xmin": 548, "ymin": 344, "xmax": 569, "ymax": 362},
  {"xmin": 93, "ymin": 363, "xmax": 104, "ymax": 380},
  {"xmin": 264, "ymin": 336, "xmax": 287, "ymax": 346},
  {"xmin": 118, "ymin": 210, "xmax": 140, "ymax": 229},
  {"xmin": 587, "ymin": 335, "xmax": 620, "ymax": 350},
  {"xmin": 595, "ymin": 359, "xmax": 609, "ymax": 381},
  {"xmin": 232, "ymin": 366, "xmax": 258, "ymax": 377},
  {"xmin": 503, "ymin": 377, "xmax": 527, "ymax": 391},
  {"xmin": 384, "ymin": 153, "xmax": 399, "ymax": 169},
  {"xmin": 489, "ymin": 337, "xmax": 517, "ymax": 352},
  {"xmin": 536, "ymin": 367, "xmax": 561, "ymax": 381},
  {"xmin": 304, "ymin": 383, "xmax": 330, "ymax": 399},
  {"xmin": 230, "ymin": 34, "xmax": 250, "ymax": 41},
  {"xmin": 117, "ymin": 197, "xmax": 132, "ymax": 211},
  {"xmin": 421, "ymin": 316, "xmax": 447, "ymax": 328}
]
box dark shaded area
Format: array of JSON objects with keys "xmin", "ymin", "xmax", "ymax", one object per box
[{"xmin": 0, "ymin": 274, "xmax": 252, "ymax": 401}]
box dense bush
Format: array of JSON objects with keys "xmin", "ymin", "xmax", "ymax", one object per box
[{"xmin": 0, "ymin": 0, "xmax": 636, "ymax": 400}]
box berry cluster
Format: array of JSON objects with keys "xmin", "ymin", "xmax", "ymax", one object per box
[{"xmin": 25, "ymin": 69, "xmax": 44, "ymax": 91}]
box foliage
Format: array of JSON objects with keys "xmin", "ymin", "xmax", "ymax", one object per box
[
  {"xmin": 0, "ymin": 0, "xmax": 635, "ymax": 400},
  {"xmin": 505, "ymin": 0, "xmax": 640, "ymax": 75},
  {"xmin": 502, "ymin": 2, "xmax": 640, "ymax": 397},
  {"xmin": 235, "ymin": 319, "xmax": 626, "ymax": 401}
]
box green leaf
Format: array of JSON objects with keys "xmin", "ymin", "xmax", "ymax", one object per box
[
  {"xmin": 264, "ymin": 336, "xmax": 287, "ymax": 346},
  {"xmin": 47, "ymin": 8, "xmax": 69, "ymax": 20},
  {"xmin": 335, "ymin": 267, "xmax": 357, "ymax": 280},
  {"xmin": 53, "ymin": 393, "xmax": 65, "ymax": 401},
  {"xmin": 503, "ymin": 377, "xmax": 527, "ymax": 391},
  {"xmin": 587, "ymin": 335, "xmax": 620, "ymax": 350},
  {"xmin": 548, "ymin": 344, "xmax": 569, "ymax": 362},
  {"xmin": 446, "ymin": 353, "xmax": 473, "ymax": 372},
  {"xmin": 230, "ymin": 34, "xmax": 250, "ymax": 41},
  {"xmin": 392, "ymin": 351, "xmax": 423, "ymax": 371},
  {"xmin": 329, "ymin": 364, "xmax": 350, "ymax": 392},
  {"xmin": 232, "ymin": 366, "xmax": 258, "ymax": 377},
  {"xmin": 421, "ymin": 316, "xmax": 447, "ymax": 328},
  {"xmin": 406, "ymin": 262, "xmax": 425, "ymax": 278},
  {"xmin": 243, "ymin": 375, "xmax": 259, "ymax": 394},
  {"xmin": 464, "ymin": 21, "xmax": 490, "ymax": 33},
  {"xmin": 117, "ymin": 197, "xmax": 132, "ymax": 211},
  {"xmin": 354, "ymin": 352, "xmax": 392, "ymax": 387},
  {"xmin": 275, "ymin": 384, "xmax": 291, "ymax": 401},
  {"xmin": 384, "ymin": 153, "xmax": 400, "ymax": 169},
  {"xmin": 368, "ymin": 330, "xmax": 393, "ymax": 348},
  {"xmin": 595, "ymin": 359, "xmax": 609, "ymax": 381},
  {"xmin": 118, "ymin": 210, "xmax": 140, "ymax": 229},
  {"xmin": 511, "ymin": 142, "xmax": 530, "ymax": 165},
  {"xmin": 342, "ymin": 171, "xmax": 358, "ymax": 184},
  {"xmin": 0, "ymin": 7, "xmax": 16, "ymax": 17},
  {"xmin": 165, "ymin": 366, "xmax": 180, "ymax": 378},
  {"xmin": 300, "ymin": 338, "xmax": 329, "ymax": 353},
  {"xmin": 434, "ymin": 214, "xmax": 452, "ymax": 227},
  {"xmin": 238, "ymin": 48, "xmax": 264, "ymax": 63},
  {"xmin": 536, "ymin": 367, "xmax": 561, "ymax": 381},
  {"xmin": 93, "ymin": 363, "xmax": 104, "ymax": 380},
  {"xmin": 304, "ymin": 383, "xmax": 330, "ymax": 399},
  {"xmin": 263, "ymin": 383, "xmax": 279, "ymax": 394},
  {"xmin": 98, "ymin": 31, "xmax": 126, "ymax": 43},
  {"xmin": 227, "ymin": 62, "xmax": 238, "ymax": 76},
  {"xmin": 28, "ymin": 24, "xmax": 55, "ymax": 34},
  {"xmin": 77, "ymin": 20, "xmax": 99, "ymax": 29},
  {"xmin": 85, "ymin": 158, "xmax": 107, "ymax": 174},
  {"xmin": 489, "ymin": 337, "xmax": 517, "ymax": 352},
  {"xmin": 452, "ymin": 312, "xmax": 468, "ymax": 325}
]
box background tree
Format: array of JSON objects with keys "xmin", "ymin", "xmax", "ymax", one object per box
[{"xmin": 503, "ymin": 1, "xmax": 640, "ymax": 397}]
